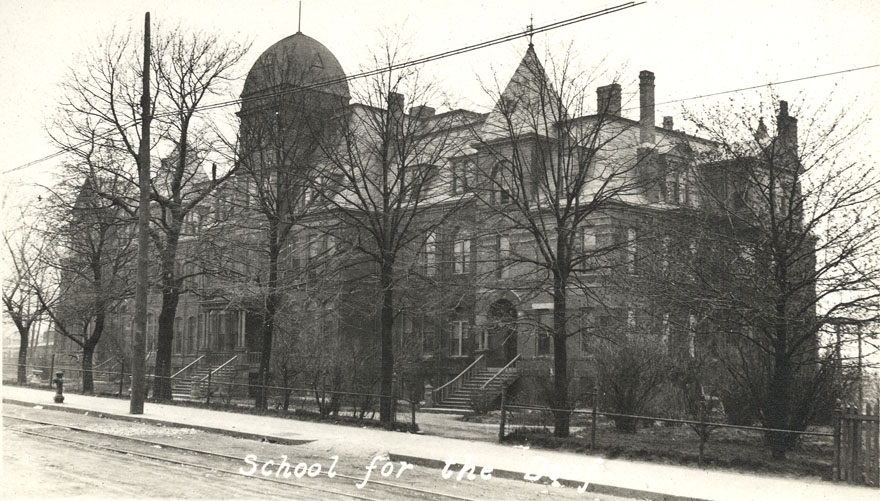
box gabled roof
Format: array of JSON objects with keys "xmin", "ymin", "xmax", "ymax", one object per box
[{"xmin": 480, "ymin": 45, "xmax": 564, "ymax": 141}]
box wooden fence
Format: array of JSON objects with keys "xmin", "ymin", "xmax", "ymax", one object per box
[{"xmin": 833, "ymin": 402, "xmax": 880, "ymax": 487}]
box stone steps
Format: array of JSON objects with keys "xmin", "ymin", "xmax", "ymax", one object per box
[
  {"xmin": 434, "ymin": 368, "xmax": 518, "ymax": 411},
  {"xmin": 171, "ymin": 366, "xmax": 236, "ymax": 400}
]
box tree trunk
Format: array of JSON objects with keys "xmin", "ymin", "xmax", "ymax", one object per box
[
  {"xmin": 17, "ymin": 329, "xmax": 28, "ymax": 384},
  {"xmin": 766, "ymin": 313, "xmax": 793, "ymax": 459},
  {"xmin": 552, "ymin": 273, "xmax": 570, "ymax": 437},
  {"xmin": 81, "ymin": 314, "xmax": 105, "ymax": 394},
  {"xmin": 153, "ymin": 284, "xmax": 180, "ymax": 400},
  {"xmin": 82, "ymin": 343, "xmax": 96, "ymax": 394},
  {"xmin": 256, "ymin": 235, "xmax": 280, "ymax": 410},
  {"xmin": 379, "ymin": 258, "xmax": 395, "ymax": 426},
  {"xmin": 154, "ymin": 234, "xmax": 182, "ymax": 401}
]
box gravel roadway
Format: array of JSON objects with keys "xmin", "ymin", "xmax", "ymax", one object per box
[{"xmin": 2, "ymin": 403, "xmax": 630, "ymax": 501}]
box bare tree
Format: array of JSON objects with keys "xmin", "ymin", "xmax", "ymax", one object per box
[
  {"xmin": 2, "ymin": 218, "xmax": 50, "ymax": 384},
  {"xmin": 33, "ymin": 168, "xmax": 136, "ymax": 393},
  {"xmin": 681, "ymin": 99, "xmax": 880, "ymax": 458},
  {"xmin": 467, "ymin": 46, "xmax": 647, "ymax": 437},
  {"xmin": 311, "ymin": 40, "xmax": 470, "ymax": 425},
  {"xmin": 51, "ymin": 26, "xmax": 249, "ymax": 399},
  {"xmin": 227, "ymin": 34, "xmax": 352, "ymax": 408}
]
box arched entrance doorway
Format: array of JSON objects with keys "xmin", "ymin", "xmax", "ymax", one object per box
[{"xmin": 488, "ymin": 299, "xmax": 518, "ymax": 366}]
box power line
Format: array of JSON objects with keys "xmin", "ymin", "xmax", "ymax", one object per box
[
  {"xmin": 651, "ymin": 64, "xmax": 880, "ymax": 109},
  {"xmin": 195, "ymin": 2, "xmax": 644, "ymax": 115},
  {"xmin": 5, "ymin": 4, "xmax": 879, "ymax": 176},
  {"xmin": 2, "ymin": 3, "xmax": 642, "ymax": 176}
]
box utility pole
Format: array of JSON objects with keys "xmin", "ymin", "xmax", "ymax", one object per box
[{"xmin": 131, "ymin": 11, "xmax": 151, "ymax": 414}]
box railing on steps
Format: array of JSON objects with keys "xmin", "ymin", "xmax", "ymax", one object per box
[
  {"xmin": 200, "ymin": 355, "xmax": 237, "ymax": 382},
  {"xmin": 432, "ymin": 355, "xmax": 485, "ymax": 407},
  {"xmin": 170, "ymin": 355, "xmax": 205, "ymax": 380},
  {"xmin": 481, "ymin": 354, "xmax": 520, "ymax": 390}
]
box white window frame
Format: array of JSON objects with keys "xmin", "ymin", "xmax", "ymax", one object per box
[
  {"xmin": 453, "ymin": 238, "xmax": 471, "ymax": 274},
  {"xmin": 497, "ymin": 235, "xmax": 510, "ymax": 278},
  {"xmin": 450, "ymin": 321, "xmax": 467, "ymax": 356}
]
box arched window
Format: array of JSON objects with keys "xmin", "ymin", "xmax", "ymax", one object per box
[{"xmin": 424, "ymin": 231, "xmax": 437, "ymax": 276}]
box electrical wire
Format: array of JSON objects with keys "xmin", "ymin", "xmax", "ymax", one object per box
[
  {"xmin": 4, "ymin": 3, "xmax": 879, "ymax": 176},
  {"xmin": 1, "ymin": 2, "xmax": 642, "ymax": 176}
]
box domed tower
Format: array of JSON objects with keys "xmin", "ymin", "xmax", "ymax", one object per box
[
  {"xmin": 238, "ymin": 31, "xmax": 349, "ymax": 180},
  {"xmin": 241, "ymin": 31, "xmax": 350, "ymax": 111}
]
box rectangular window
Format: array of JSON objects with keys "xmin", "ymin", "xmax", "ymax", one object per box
[
  {"xmin": 174, "ymin": 318, "xmax": 182, "ymax": 354},
  {"xmin": 535, "ymin": 311, "xmax": 552, "ymax": 356},
  {"xmin": 238, "ymin": 311, "xmax": 246, "ymax": 348},
  {"xmin": 452, "ymin": 160, "xmax": 474, "ymax": 195},
  {"xmin": 626, "ymin": 228, "xmax": 637, "ymax": 273},
  {"xmin": 476, "ymin": 327, "xmax": 489, "ymax": 351},
  {"xmin": 453, "ymin": 239, "xmax": 471, "ymax": 274},
  {"xmin": 537, "ymin": 330, "xmax": 551, "ymax": 356},
  {"xmin": 450, "ymin": 321, "xmax": 468, "ymax": 356},
  {"xmin": 496, "ymin": 235, "xmax": 510, "ymax": 278},
  {"xmin": 660, "ymin": 236, "xmax": 670, "ymax": 272},
  {"xmin": 661, "ymin": 313, "xmax": 670, "ymax": 352},
  {"xmin": 583, "ymin": 230, "xmax": 597, "ymax": 251},
  {"xmin": 578, "ymin": 310, "xmax": 593, "ymax": 354},
  {"xmin": 688, "ymin": 314, "xmax": 697, "ymax": 358},
  {"xmin": 187, "ymin": 317, "xmax": 196, "ymax": 354}
]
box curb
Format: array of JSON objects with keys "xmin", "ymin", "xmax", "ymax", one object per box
[{"xmin": 2, "ymin": 398, "xmax": 313, "ymax": 446}]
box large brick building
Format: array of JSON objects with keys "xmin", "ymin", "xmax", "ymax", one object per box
[{"xmin": 64, "ymin": 30, "xmax": 811, "ymax": 412}]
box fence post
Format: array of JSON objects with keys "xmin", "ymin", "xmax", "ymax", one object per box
[
  {"xmin": 851, "ymin": 405, "xmax": 860, "ymax": 484},
  {"xmin": 206, "ymin": 367, "xmax": 213, "ymax": 406},
  {"xmin": 591, "ymin": 387, "xmax": 598, "ymax": 450},
  {"xmin": 698, "ymin": 399, "xmax": 707, "ymax": 467},
  {"xmin": 119, "ymin": 361, "xmax": 125, "ymax": 397},
  {"xmin": 411, "ymin": 400, "xmax": 417, "ymax": 431},
  {"xmin": 867, "ymin": 402, "xmax": 879, "ymax": 487},
  {"xmin": 498, "ymin": 387, "xmax": 507, "ymax": 442},
  {"xmin": 833, "ymin": 402, "xmax": 842, "ymax": 481}
]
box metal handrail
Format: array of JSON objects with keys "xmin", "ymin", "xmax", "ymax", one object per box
[
  {"xmin": 433, "ymin": 355, "xmax": 485, "ymax": 405},
  {"xmin": 199, "ymin": 355, "xmax": 237, "ymax": 382},
  {"xmin": 170, "ymin": 355, "xmax": 205, "ymax": 379},
  {"xmin": 480, "ymin": 354, "xmax": 520, "ymax": 390}
]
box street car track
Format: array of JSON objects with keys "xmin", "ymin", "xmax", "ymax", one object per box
[{"xmin": 4, "ymin": 414, "xmax": 479, "ymax": 501}]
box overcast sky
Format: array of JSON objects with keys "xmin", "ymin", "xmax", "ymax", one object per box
[
  {"xmin": 0, "ymin": 0, "xmax": 878, "ymax": 369},
  {"xmin": 2, "ymin": 1, "xmax": 878, "ymax": 184},
  {"xmin": 1, "ymin": 1, "xmax": 878, "ymax": 304}
]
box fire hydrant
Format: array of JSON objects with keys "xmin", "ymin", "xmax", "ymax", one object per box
[{"xmin": 52, "ymin": 371, "xmax": 64, "ymax": 403}]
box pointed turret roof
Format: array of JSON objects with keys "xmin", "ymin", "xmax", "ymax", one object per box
[{"xmin": 480, "ymin": 45, "xmax": 564, "ymax": 140}]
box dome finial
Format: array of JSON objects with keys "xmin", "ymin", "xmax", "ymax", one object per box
[{"xmin": 297, "ymin": 0, "xmax": 302, "ymax": 34}]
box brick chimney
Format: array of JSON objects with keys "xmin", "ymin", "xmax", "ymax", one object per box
[
  {"xmin": 409, "ymin": 105, "xmax": 435, "ymax": 119},
  {"xmin": 776, "ymin": 100, "xmax": 798, "ymax": 160},
  {"xmin": 596, "ymin": 83, "xmax": 622, "ymax": 116},
  {"xmin": 662, "ymin": 116, "xmax": 674, "ymax": 130},
  {"xmin": 639, "ymin": 70, "xmax": 656, "ymax": 146},
  {"xmin": 388, "ymin": 92, "xmax": 405, "ymax": 115}
]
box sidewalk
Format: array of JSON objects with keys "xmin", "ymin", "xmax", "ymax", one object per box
[{"xmin": 3, "ymin": 384, "xmax": 876, "ymax": 501}]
